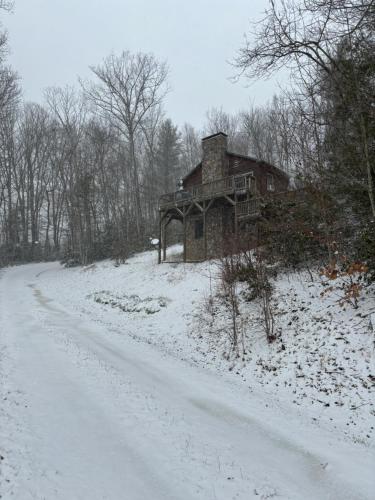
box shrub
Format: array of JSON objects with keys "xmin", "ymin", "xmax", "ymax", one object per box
[{"xmin": 355, "ymin": 219, "xmax": 375, "ymax": 284}]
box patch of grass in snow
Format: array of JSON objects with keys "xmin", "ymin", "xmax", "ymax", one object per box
[{"xmin": 89, "ymin": 290, "xmax": 171, "ymax": 315}]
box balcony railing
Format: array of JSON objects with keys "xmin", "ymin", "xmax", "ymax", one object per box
[
  {"xmin": 159, "ymin": 173, "xmax": 255, "ymax": 209},
  {"xmin": 236, "ymin": 199, "xmax": 260, "ymax": 219}
]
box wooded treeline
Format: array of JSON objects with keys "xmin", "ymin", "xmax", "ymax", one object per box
[
  {"xmin": 233, "ymin": 0, "xmax": 375, "ymax": 281},
  {"xmin": 0, "ymin": 0, "xmax": 374, "ymax": 276},
  {"xmin": 0, "ymin": 46, "xmax": 201, "ymax": 265}
]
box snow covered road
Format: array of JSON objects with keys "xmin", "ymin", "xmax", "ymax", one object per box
[{"xmin": 0, "ymin": 263, "xmax": 374, "ymax": 499}]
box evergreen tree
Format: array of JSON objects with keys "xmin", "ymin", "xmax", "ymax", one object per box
[{"xmin": 155, "ymin": 118, "xmax": 181, "ymax": 194}]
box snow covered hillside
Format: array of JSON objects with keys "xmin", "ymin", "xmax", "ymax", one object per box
[
  {"xmin": 0, "ymin": 247, "xmax": 374, "ymax": 499},
  {"xmin": 38, "ymin": 246, "xmax": 375, "ymax": 445}
]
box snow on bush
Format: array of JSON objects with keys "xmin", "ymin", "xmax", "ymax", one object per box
[{"xmin": 89, "ymin": 290, "xmax": 170, "ymax": 315}]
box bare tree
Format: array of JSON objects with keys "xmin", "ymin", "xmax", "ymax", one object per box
[
  {"xmin": 0, "ymin": 0, "xmax": 14, "ymax": 63},
  {"xmin": 0, "ymin": 103, "xmax": 17, "ymax": 261},
  {"xmin": 44, "ymin": 86, "xmax": 91, "ymax": 263},
  {"xmin": 0, "ymin": 66, "xmax": 19, "ymax": 111},
  {"xmin": 204, "ymin": 107, "xmax": 248, "ymax": 154},
  {"xmin": 235, "ymin": 0, "xmax": 374, "ymax": 81},
  {"xmin": 235, "ymin": 0, "xmax": 375, "ymax": 215},
  {"xmin": 179, "ymin": 123, "xmax": 201, "ymax": 176},
  {"xmin": 82, "ymin": 51, "xmax": 169, "ymax": 242},
  {"xmin": 0, "ymin": 1, "xmax": 13, "ymax": 10},
  {"xmin": 16, "ymin": 103, "xmax": 52, "ymax": 259},
  {"xmin": 241, "ymin": 105, "xmax": 276, "ymax": 163}
]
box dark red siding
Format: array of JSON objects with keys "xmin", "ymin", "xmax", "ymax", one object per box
[
  {"xmin": 228, "ymin": 154, "xmax": 288, "ymax": 195},
  {"xmin": 183, "ymin": 163, "xmax": 202, "ymax": 190},
  {"xmin": 183, "ymin": 154, "xmax": 289, "ymax": 195}
]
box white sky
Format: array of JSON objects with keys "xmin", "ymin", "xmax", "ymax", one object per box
[{"xmin": 4, "ymin": 0, "xmax": 287, "ymax": 128}]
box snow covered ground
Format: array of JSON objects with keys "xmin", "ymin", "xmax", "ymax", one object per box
[{"xmin": 0, "ymin": 247, "xmax": 374, "ymax": 499}]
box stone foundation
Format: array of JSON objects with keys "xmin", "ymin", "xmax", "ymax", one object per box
[
  {"xmin": 186, "ymin": 215, "xmax": 204, "ymax": 261},
  {"xmin": 185, "ymin": 207, "xmax": 224, "ymax": 261}
]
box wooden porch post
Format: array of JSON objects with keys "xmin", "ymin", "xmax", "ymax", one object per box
[
  {"xmin": 203, "ymin": 203, "xmax": 207, "ymax": 260},
  {"xmin": 183, "ymin": 214, "xmax": 187, "ymax": 263},
  {"xmin": 163, "ymin": 219, "xmax": 167, "ymax": 262},
  {"xmin": 234, "ymin": 194, "xmax": 238, "ymax": 236},
  {"xmin": 158, "ymin": 212, "xmax": 162, "ymax": 264}
]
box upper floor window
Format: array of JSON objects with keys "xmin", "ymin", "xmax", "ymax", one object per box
[
  {"xmin": 233, "ymin": 159, "xmax": 240, "ymax": 168},
  {"xmin": 267, "ymin": 174, "xmax": 275, "ymax": 192}
]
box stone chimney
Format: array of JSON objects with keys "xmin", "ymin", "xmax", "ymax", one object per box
[{"xmin": 201, "ymin": 132, "xmax": 228, "ymax": 184}]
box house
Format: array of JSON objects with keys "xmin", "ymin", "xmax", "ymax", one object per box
[{"xmin": 158, "ymin": 132, "xmax": 289, "ymax": 262}]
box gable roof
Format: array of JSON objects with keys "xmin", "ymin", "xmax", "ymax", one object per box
[
  {"xmin": 202, "ymin": 131, "xmax": 228, "ymax": 141},
  {"xmin": 226, "ymin": 151, "xmax": 258, "ymax": 163},
  {"xmin": 182, "ymin": 161, "xmax": 202, "ymax": 182},
  {"xmin": 227, "ymin": 152, "xmax": 289, "ymax": 180},
  {"xmin": 182, "ymin": 152, "xmax": 289, "ymax": 182}
]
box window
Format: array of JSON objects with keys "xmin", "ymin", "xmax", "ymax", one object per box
[
  {"xmin": 233, "ymin": 159, "xmax": 240, "ymax": 168},
  {"xmin": 194, "ymin": 219, "xmax": 204, "ymax": 239},
  {"xmin": 267, "ymin": 174, "xmax": 275, "ymax": 191}
]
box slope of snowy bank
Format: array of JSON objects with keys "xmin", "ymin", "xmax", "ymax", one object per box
[
  {"xmin": 0, "ymin": 249, "xmax": 374, "ymax": 499},
  {"xmin": 37, "ymin": 246, "xmax": 375, "ymax": 446}
]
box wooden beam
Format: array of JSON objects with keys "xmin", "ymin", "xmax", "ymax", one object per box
[
  {"xmin": 224, "ymin": 194, "xmax": 236, "ymax": 206},
  {"xmin": 194, "ymin": 201, "xmax": 204, "ymax": 212},
  {"xmin": 160, "ymin": 210, "xmax": 169, "ymax": 222},
  {"xmin": 205, "ymin": 199, "xmax": 215, "ymax": 212},
  {"xmin": 174, "ymin": 207, "xmax": 184, "ymax": 218},
  {"xmin": 185, "ymin": 202, "xmax": 195, "ymax": 216}
]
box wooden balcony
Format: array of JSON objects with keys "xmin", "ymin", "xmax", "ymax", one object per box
[
  {"xmin": 159, "ymin": 173, "xmax": 255, "ymax": 210},
  {"xmin": 236, "ymin": 199, "xmax": 261, "ymax": 219}
]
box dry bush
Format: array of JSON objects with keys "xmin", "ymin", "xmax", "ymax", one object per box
[
  {"xmin": 219, "ymin": 248, "xmax": 278, "ymax": 346},
  {"xmin": 218, "ymin": 253, "xmax": 242, "ymax": 354},
  {"xmin": 320, "ymin": 253, "xmax": 368, "ymax": 309}
]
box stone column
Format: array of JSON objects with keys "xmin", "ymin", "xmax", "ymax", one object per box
[{"xmin": 201, "ymin": 132, "xmax": 228, "ymax": 184}]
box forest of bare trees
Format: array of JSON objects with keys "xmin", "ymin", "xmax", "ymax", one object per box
[
  {"xmin": 234, "ymin": 0, "xmax": 375, "ymax": 280},
  {"xmin": 0, "ymin": 0, "xmax": 373, "ymax": 279}
]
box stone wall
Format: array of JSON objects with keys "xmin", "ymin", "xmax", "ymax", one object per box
[
  {"xmin": 206, "ymin": 207, "xmax": 224, "ymax": 259},
  {"xmin": 185, "ymin": 207, "xmax": 224, "ymax": 261},
  {"xmin": 185, "ymin": 215, "xmax": 204, "ymax": 261}
]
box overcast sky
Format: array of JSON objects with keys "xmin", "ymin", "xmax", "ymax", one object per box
[{"xmin": 4, "ymin": 0, "xmax": 286, "ymax": 129}]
